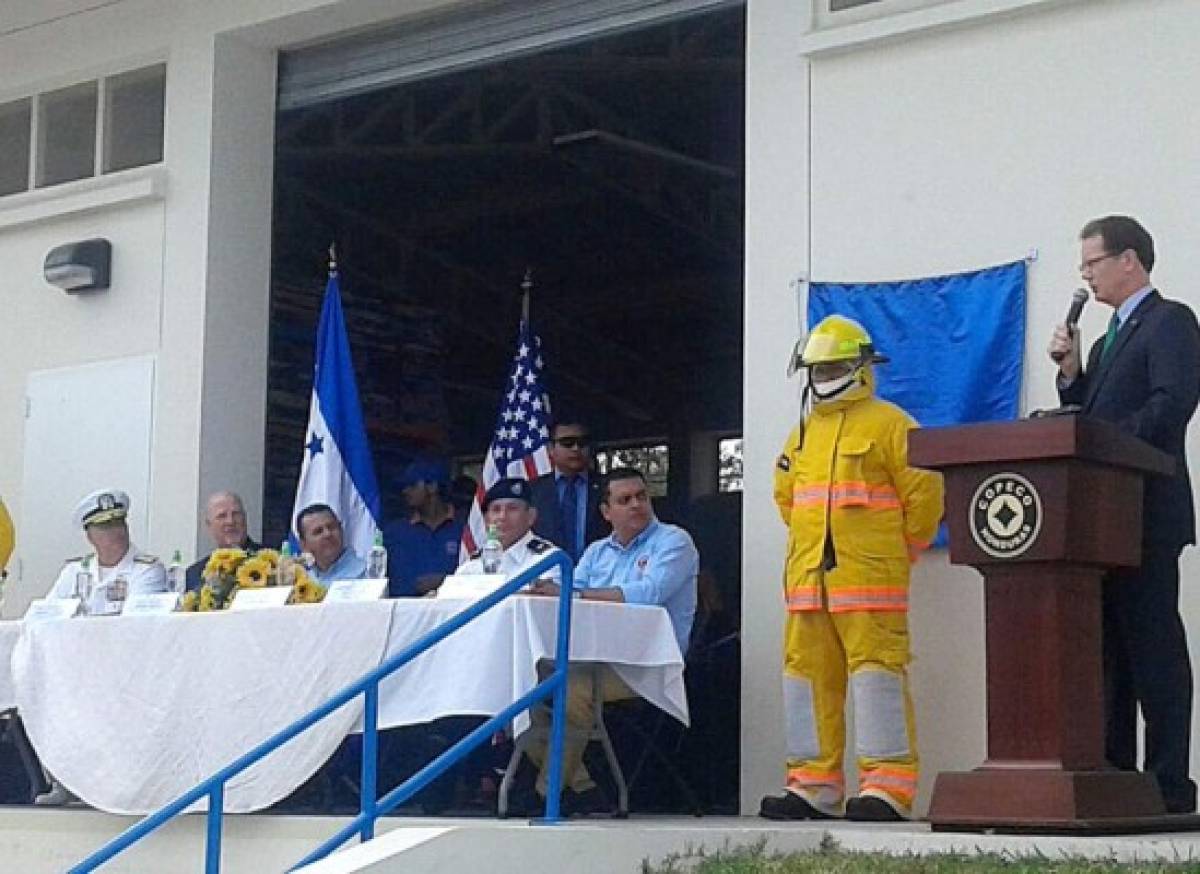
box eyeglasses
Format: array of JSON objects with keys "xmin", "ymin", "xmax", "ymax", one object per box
[
  {"xmin": 554, "ymin": 436, "xmax": 590, "ymax": 449},
  {"xmin": 1078, "ymin": 251, "xmax": 1123, "ymax": 274}
]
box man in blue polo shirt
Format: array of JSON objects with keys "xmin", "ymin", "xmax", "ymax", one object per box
[
  {"xmin": 383, "ymin": 459, "xmax": 463, "ymax": 597},
  {"xmin": 527, "ymin": 466, "xmax": 699, "ymax": 812}
]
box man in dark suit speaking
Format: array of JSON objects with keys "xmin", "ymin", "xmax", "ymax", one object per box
[
  {"xmin": 530, "ymin": 418, "xmax": 607, "ymax": 562},
  {"xmin": 1049, "ymin": 215, "xmax": 1200, "ymax": 813}
]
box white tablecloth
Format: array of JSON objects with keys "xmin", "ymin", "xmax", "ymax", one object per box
[
  {"xmin": 0, "ymin": 621, "xmax": 21, "ymax": 710},
  {"xmin": 12, "ymin": 602, "xmax": 394, "ymax": 814},
  {"xmin": 374, "ymin": 597, "xmax": 688, "ymax": 732},
  {"xmin": 9, "ymin": 597, "xmax": 686, "ymax": 815}
]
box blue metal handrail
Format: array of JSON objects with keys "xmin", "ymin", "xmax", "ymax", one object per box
[{"xmin": 70, "ymin": 552, "xmax": 576, "ymax": 874}]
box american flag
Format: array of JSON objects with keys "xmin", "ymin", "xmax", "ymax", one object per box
[{"xmin": 461, "ymin": 318, "xmax": 554, "ymax": 558}]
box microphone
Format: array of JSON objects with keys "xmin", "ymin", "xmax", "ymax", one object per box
[{"xmin": 1051, "ymin": 287, "xmax": 1090, "ymax": 363}]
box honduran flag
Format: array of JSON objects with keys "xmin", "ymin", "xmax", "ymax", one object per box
[{"xmin": 290, "ymin": 263, "xmax": 381, "ymax": 559}]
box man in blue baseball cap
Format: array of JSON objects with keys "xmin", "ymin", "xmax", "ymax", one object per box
[{"xmin": 382, "ymin": 458, "xmax": 463, "ymax": 597}]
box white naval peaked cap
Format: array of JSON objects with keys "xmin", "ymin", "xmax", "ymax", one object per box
[{"xmin": 72, "ymin": 489, "xmax": 131, "ymax": 529}]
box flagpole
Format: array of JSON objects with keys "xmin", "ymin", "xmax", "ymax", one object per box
[{"xmin": 459, "ymin": 270, "xmax": 554, "ymax": 560}]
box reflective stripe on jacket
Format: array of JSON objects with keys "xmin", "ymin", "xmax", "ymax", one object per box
[{"xmin": 774, "ymin": 396, "xmax": 943, "ymax": 613}]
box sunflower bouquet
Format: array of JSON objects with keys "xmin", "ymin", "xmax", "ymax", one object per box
[{"xmin": 178, "ymin": 547, "xmax": 326, "ymax": 611}]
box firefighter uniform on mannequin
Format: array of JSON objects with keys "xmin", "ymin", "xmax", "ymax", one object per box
[
  {"xmin": 0, "ymin": 497, "xmax": 13, "ymax": 585},
  {"xmin": 759, "ymin": 315, "xmax": 944, "ymax": 822}
]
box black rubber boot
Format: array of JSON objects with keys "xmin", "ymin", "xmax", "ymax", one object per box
[
  {"xmin": 844, "ymin": 795, "xmax": 904, "ymax": 822},
  {"xmin": 758, "ymin": 792, "xmax": 834, "ymax": 821}
]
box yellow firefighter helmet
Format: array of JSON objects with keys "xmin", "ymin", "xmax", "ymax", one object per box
[{"xmin": 787, "ymin": 315, "xmax": 888, "ymax": 403}]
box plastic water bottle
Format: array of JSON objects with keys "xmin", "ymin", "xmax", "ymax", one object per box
[
  {"xmin": 368, "ymin": 530, "xmax": 388, "ymax": 579},
  {"xmin": 481, "ymin": 524, "xmax": 503, "ymax": 574},
  {"xmin": 277, "ymin": 541, "xmax": 296, "ymax": 588},
  {"xmin": 167, "ymin": 549, "xmax": 186, "ymax": 594},
  {"xmin": 75, "ymin": 556, "xmax": 95, "ymax": 613}
]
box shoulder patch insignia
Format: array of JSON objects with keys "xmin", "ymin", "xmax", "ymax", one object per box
[
  {"xmin": 528, "ymin": 538, "xmax": 551, "ymax": 554},
  {"xmin": 776, "ymin": 454, "xmax": 791, "ymax": 472}
]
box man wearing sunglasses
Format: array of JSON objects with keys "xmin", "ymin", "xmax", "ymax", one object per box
[
  {"xmin": 531, "ymin": 418, "xmax": 607, "ymax": 562},
  {"xmin": 1048, "ymin": 215, "xmax": 1200, "ymax": 815}
]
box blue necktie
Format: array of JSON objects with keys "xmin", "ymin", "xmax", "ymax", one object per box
[{"xmin": 560, "ymin": 476, "xmax": 579, "ymax": 560}]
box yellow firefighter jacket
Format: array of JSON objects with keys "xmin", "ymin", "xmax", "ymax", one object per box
[{"xmin": 774, "ymin": 395, "xmax": 943, "ymax": 613}]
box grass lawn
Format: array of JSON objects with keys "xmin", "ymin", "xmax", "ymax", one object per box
[{"xmin": 646, "ymin": 838, "xmax": 1200, "ymax": 873}]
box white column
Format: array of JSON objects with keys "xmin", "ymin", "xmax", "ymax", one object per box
[
  {"xmin": 197, "ymin": 34, "xmax": 277, "ymax": 548},
  {"xmin": 150, "ymin": 30, "xmax": 276, "ymax": 561},
  {"xmin": 741, "ymin": 0, "xmax": 816, "ymax": 813}
]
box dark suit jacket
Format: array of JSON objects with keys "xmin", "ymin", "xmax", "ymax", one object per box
[
  {"xmin": 186, "ymin": 537, "xmax": 261, "ymax": 592},
  {"xmin": 530, "ymin": 472, "xmax": 608, "ymax": 559},
  {"xmin": 1060, "ymin": 290, "xmax": 1200, "ymax": 551}
]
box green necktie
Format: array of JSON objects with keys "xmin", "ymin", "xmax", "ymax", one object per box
[{"xmin": 1100, "ymin": 313, "xmax": 1120, "ymax": 364}]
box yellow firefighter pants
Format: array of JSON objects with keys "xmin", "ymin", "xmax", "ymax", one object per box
[{"xmin": 782, "ymin": 606, "xmax": 918, "ymax": 815}]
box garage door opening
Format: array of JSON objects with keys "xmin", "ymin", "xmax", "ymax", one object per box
[{"xmin": 268, "ymin": 1, "xmax": 744, "ymax": 815}]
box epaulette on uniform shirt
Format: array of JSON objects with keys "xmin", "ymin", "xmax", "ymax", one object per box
[
  {"xmin": 527, "ymin": 537, "xmax": 553, "ymax": 554},
  {"xmin": 63, "ymin": 555, "xmax": 86, "ymax": 565},
  {"xmin": 134, "ymin": 554, "xmax": 159, "ymax": 564},
  {"xmin": 469, "ymin": 549, "xmax": 482, "ymax": 561}
]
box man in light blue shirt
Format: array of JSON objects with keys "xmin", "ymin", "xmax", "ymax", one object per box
[
  {"xmin": 297, "ymin": 503, "xmax": 367, "ymax": 584},
  {"xmin": 571, "ymin": 480, "xmax": 698, "ymax": 654},
  {"xmin": 525, "ymin": 467, "xmax": 699, "ymax": 813}
]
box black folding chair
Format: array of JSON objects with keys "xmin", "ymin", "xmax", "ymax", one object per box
[
  {"xmin": 0, "ymin": 708, "xmax": 50, "ymax": 802},
  {"xmin": 590, "ymin": 628, "xmax": 738, "ymax": 816},
  {"xmin": 498, "ymin": 664, "xmax": 629, "ymax": 818}
]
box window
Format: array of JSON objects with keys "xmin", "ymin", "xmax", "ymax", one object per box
[
  {"xmin": 2, "ymin": 63, "xmax": 165, "ymax": 199},
  {"xmin": 718, "ymin": 437, "xmax": 743, "ymax": 493},
  {"xmin": 596, "ymin": 443, "xmax": 669, "ymax": 498},
  {"xmin": 0, "ymin": 99, "xmax": 31, "ymax": 196},
  {"xmin": 37, "ymin": 81, "xmax": 97, "ymax": 187},
  {"xmin": 819, "ymin": 0, "xmax": 954, "ymax": 25},
  {"xmin": 104, "ymin": 64, "xmax": 166, "ymax": 173}
]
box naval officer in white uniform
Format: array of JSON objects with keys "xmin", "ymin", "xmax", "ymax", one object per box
[
  {"xmin": 36, "ymin": 489, "xmax": 166, "ymax": 806},
  {"xmin": 47, "ymin": 489, "xmax": 167, "ymax": 613}
]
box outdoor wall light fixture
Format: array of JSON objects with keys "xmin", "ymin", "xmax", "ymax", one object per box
[{"xmin": 44, "ymin": 238, "xmax": 112, "ymax": 293}]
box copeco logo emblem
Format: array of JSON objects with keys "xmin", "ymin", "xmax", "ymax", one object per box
[{"xmin": 970, "ymin": 473, "xmax": 1042, "ymax": 558}]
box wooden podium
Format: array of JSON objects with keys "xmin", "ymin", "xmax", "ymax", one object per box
[{"xmin": 909, "ymin": 415, "xmax": 1198, "ymax": 834}]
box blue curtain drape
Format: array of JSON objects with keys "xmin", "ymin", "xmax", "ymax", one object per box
[{"xmin": 807, "ymin": 260, "xmax": 1026, "ymax": 428}]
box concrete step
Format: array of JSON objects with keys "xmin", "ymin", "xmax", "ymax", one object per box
[
  {"xmin": 0, "ymin": 806, "xmax": 382, "ymax": 874},
  {"xmin": 4, "ymin": 809, "xmax": 1200, "ymax": 874}
]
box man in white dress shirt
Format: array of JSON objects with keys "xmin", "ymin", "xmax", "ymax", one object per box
[
  {"xmin": 453, "ymin": 478, "xmax": 561, "ymax": 584},
  {"xmin": 415, "ymin": 479, "xmax": 560, "ymax": 811}
]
